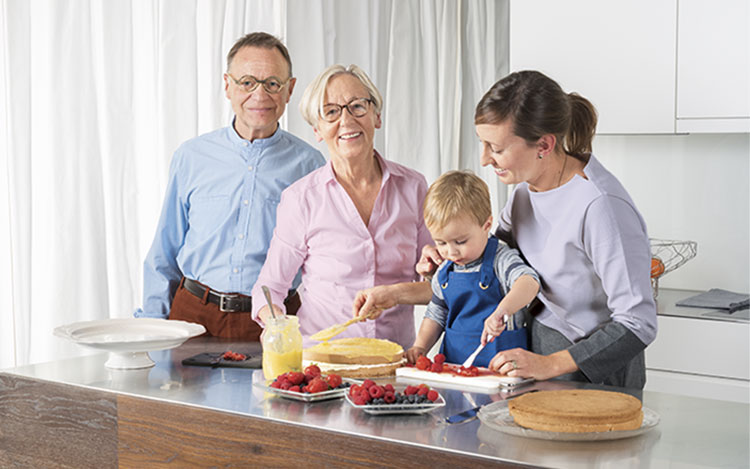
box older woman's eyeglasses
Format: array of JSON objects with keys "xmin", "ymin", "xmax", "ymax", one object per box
[
  {"xmin": 320, "ymin": 97, "xmax": 373, "ymax": 122},
  {"xmin": 227, "ymin": 73, "xmax": 290, "ymax": 94}
]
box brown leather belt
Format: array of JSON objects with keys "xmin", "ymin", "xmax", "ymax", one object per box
[{"xmin": 181, "ymin": 277, "xmax": 253, "ymax": 313}]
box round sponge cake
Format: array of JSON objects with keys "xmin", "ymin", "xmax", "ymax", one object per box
[
  {"xmin": 508, "ymin": 389, "xmax": 643, "ymax": 433},
  {"xmin": 302, "ymin": 338, "xmax": 404, "ymax": 377}
]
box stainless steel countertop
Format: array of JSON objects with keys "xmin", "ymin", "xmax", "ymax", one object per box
[
  {"xmin": 4, "ymin": 337, "xmax": 749, "ymax": 468},
  {"xmin": 657, "ymin": 288, "xmax": 749, "ymax": 323}
]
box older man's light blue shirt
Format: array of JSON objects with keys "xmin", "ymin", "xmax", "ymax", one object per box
[{"xmin": 136, "ymin": 123, "xmax": 325, "ymax": 319}]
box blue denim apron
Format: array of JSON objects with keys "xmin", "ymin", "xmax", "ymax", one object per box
[{"xmin": 438, "ymin": 236, "xmax": 528, "ymax": 367}]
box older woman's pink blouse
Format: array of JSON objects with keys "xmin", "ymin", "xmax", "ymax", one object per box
[{"xmin": 251, "ymin": 151, "xmax": 432, "ymax": 349}]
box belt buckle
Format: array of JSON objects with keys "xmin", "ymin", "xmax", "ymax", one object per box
[{"xmin": 219, "ymin": 294, "xmax": 241, "ymax": 313}]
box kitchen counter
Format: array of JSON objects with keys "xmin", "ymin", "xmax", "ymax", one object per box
[
  {"xmin": 1, "ymin": 337, "xmax": 748, "ymax": 468},
  {"xmin": 657, "ymin": 288, "xmax": 749, "ymax": 323}
]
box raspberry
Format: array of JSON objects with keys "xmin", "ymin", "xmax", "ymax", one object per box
[
  {"xmin": 430, "ymin": 362, "xmax": 444, "ymax": 373},
  {"xmin": 433, "ymin": 353, "xmax": 446, "ymax": 364},
  {"xmin": 417, "ymin": 386, "xmax": 429, "ymax": 396},
  {"xmin": 368, "ymin": 385, "xmax": 385, "ymax": 398},
  {"xmin": 286, "ymin": 372, "xmax": 305, "ymax": 385},
  {"xmin": 383, "ymin": 391, "xmax": 396, "ymax": 404},
  {"xmin": 358, "ymin": 388, "xmax": 372, "ymax": 403},
  {"xmin": 416, "ymin": 355, "xmax": 432, "ymax": 371},
  {"xmin": 288, "ymin": 385, "xmax": 301, "ymax": 393},
  {"xmin": 326, "ymin": 374, "xmax": 343, "ymax": 389},
  {"xmin": 384, "ymin": 383, "xmax": 395, "ymax": 393},
  {"xmin": 307, "ymin": 377, "xmax": 329, "ymax": 393},
  {"xmin": 362, "ymin": 379, "xmax": 376, "ymax": 389},
  {"xmin": 427, "ymin": 390, "xmax": 439, "ymax": 402}
]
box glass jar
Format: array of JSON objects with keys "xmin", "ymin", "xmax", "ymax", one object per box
[{"xmin": 262, "ymin": 315, "xmax": 303, "ymax": 380}]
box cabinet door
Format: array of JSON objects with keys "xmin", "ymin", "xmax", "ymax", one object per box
[
  {"xmin": 676, "ymin": 0, "xmax": 750, "ymax": 132},
  {"xmin": 509, "ymin": 0, "xmax": 677, "ymax": 134}
]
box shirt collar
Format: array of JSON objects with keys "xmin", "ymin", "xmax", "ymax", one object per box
[
  {"xmin": 321, "ymin": 149, "xmax": 391, "ymax": 184},
  {"xmin": 227, "ymin": 117, "xmax": 284, "ymax": 148}
]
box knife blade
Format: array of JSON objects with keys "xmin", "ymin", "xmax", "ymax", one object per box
[{"xmin": 444, "ymin": 405, "xmax": 482, "ymax": 425}]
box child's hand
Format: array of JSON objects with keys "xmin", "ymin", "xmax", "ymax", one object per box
[
  {"xmin": 482, "ymin": 312, "xmax": 507, "ymax": 345},
  {"xmin": 406, "ymin": 346, "xmax": 427, "ymax": 364}
]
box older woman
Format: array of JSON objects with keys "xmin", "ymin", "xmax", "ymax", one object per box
[
  {"xmin": 355, "ymin": 71, "xmax": 657, "ymax": 389},
  {"xmin": 251, "ymin": 64, "xmax": 432, "ymax": 348}
]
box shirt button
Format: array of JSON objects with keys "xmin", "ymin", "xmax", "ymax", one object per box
[
  {"xmin": 238, "ymin": 234, "xmax": 245, "ymax": 239},
  {"xmin": 233, "ymin": 268, "xmax": 239, "ymax": 273},
  {"xmin": 248, "ymin": 165, "xmax": 253, "ymax": 171},
  {"xmin": 243, "ymin": 199, "xmax": 249, "ymax": 205}
]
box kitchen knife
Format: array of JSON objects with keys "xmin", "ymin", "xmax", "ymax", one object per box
[{"xmin": 445, "ymin": 406, "xmax": 482, "ymax": 425}]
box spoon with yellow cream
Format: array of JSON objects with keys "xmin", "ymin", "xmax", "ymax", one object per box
[{"xmin": 310, "ymin": 315, "xmax": 368, "ymax": 342}]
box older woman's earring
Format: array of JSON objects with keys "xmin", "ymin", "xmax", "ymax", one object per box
[{"xmin": 537, "ymin": 153, "xmax": 544, "ymax": 159}]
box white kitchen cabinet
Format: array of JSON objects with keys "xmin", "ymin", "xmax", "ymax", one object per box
[
  {"xmin": 509, "ymin": 0, "xmax": 677, "ymax": 134},
  {"xmin": 509, "ymin": 0, "xmax": 750, "ymax": 134},
  {"xmin": 676, "ymin": 0, "xmax": 750, "ymax": 133},
  {"xmin": 644, "ymin": 290, "xmax": 750, "ymax": 403}
]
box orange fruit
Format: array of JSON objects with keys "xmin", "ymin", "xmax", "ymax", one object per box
[{"xmin": 651, "ymin": 257, "xmax": 665, "ymax": 278}]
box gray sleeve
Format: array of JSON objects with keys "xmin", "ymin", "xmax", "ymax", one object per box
[
  {"xmin": 568, "ymin": 321, "xmax": 648, "ymax": 386},
  {"xmin": 424, "ymin": 267, "xmax": 448, "ymax": 328},
  {"xmin": 494, "ymin": 243, "xmax": 540, "ymax": 295}
]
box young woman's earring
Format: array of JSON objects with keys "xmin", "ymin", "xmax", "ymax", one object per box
[{"xmin": 537, "ymin": 153, "xmax": 544, "ymax": 159}]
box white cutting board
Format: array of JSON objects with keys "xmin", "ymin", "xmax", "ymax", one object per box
[{"xmin": 396, "ymin": 366, "xmax": 532, "ymax": 393}]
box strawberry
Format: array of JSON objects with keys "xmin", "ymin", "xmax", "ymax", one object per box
[
  {"xmin": 288, "ymin": 385, "xmax": 301, "ymax": 393},
  {"xmin": 280, "ymin": 381, "xmax": 293, "ymax": 390},
  {"xmin": 430, "ymin": 362, "xmax": 444, "ymax": 373},
  {"xmin": 269, "ymin": 380, "xmax": 282, "ymax": 389},
  {"xmin": 352, "ymin": 395, "xmax": 368, "ymax": 406},
  {"xmin": 326, "ymin": 374, "xmax": 343, "ymax": 389},
  {"xmin": 427, "ymin": 390, "xmax": 439, "ymax": 402},
  {"xmin": 349, "ymin": 384, "xmax": 362, "ymax": 397},
  {"xmin": 416, "ymin": 355, "xmax": 432, "ymax": 371},
  {"xmin": 404, "ymin": 385, "xmax": 418, "ymax": 396},
  {"xmin": 433, "ymin": 353, "xmax": 446, "ymax": 364},
  {"xmin": 417, "ymin": 386, "xmax": 429, "ymax": 396},
  {"xmin": 304, "ymin": 364, "xmax": 322, "ymax": 381},
  {"xmin": 307, "ymin": 377, "xmax": 329, "ymax": 393},
  {"xmin": 286, "ymin": 371, "xmax": 305, "ymax": 385}
]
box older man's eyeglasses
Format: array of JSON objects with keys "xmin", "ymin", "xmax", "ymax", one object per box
[
  {"xmin": 320, "ymin": 97, "xmax": 373, "ymax": 122},
  {"xmin": 227, "ymin": 73, "xmax": 290, "ymax": 94}
]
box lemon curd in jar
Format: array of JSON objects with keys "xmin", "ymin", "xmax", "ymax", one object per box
[{"xmin": 262, "ymin": 315, "xmax": 303, "ymax": 380}]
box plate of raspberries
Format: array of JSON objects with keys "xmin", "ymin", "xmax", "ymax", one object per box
[
  {"xmin": 254, "ymin": 365, "xmax": 356, "ymax": 402},
  {"xmin": 344, "ymin": 380, "xmax": 445, "ymax": 415}
]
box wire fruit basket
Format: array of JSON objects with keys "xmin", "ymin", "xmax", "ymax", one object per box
[{"xmin": 649, "ymin": 238, "xmax": 697, "ymax": 298}]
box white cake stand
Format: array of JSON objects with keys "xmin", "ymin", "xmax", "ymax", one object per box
[{"xmin": 54, "ymin": 318, "xmax": 206, "ymax": 369}]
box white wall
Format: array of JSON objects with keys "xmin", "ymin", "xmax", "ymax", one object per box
[{"xmin": 593, "ymin": 133, "xmax": 750, "ymax": 293}]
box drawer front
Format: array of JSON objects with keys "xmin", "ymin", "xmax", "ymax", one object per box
[{"xmin": 645, "ymin": 316, "xmax": 749, "ymax": 380}]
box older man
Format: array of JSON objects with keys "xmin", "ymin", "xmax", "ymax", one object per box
[{"xmin": 136, "ymin": 32, "xmax": 325, "ymax": 340}]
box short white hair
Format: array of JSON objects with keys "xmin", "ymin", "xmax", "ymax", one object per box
[{"xmin": 299, "ymin": 64, "xmax": 383, "ymax": 128}]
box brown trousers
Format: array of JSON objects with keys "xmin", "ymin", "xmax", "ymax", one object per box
[{"xmin": 168, "ymin": 280, "xmax": 300, "ymax": 341}]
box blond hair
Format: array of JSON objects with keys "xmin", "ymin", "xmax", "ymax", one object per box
[
  {"xmin": 299, "ymin": 64, "xmax": 383, "ymax": 129},
  {"xmin": 424, "ymin": 170, "xmax": 492, "ymax": 232}
]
